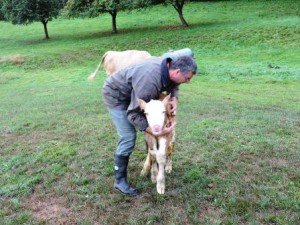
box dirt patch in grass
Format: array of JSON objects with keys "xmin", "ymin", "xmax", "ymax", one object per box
[
  {"xmin": 1, "ymin": 130, "xmax": 48, "ymax": 141},
  {"xmin": 198, "ymin": 202, "xmax": 224, "ymax": 224},
  {"xmin": 60, "ymin": 53, "xmax": 85, "ymax": 64},
  {"xmin": 268, "ymin": 158, "xmax": 288, "ymax": 168},
  {"xmin": 0, "ymin": 54, "xmax": 25, "ymax": 64},
  {"xmin": 1, "ymin": 131, "xmax": 57, "ymax": 151},
  {"xmin": 156, "ymin": 25, "xmax": 184, "ymax": 31},
  {"xmin": 25, "ymin": 193, "xmax": 79, "ymax": 224}
]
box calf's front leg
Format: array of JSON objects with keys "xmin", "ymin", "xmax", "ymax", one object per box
[{"xmin": 156, "ymin": 138, "xmax": 167, "ymax": 194}]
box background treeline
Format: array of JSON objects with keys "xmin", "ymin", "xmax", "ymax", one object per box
[{"xmin": 0, "ymin": 0, "xmax": 221, "ymax": 39}]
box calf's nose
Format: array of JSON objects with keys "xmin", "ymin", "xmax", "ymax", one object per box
[{"xmin": 152, "ymin": 124, "xmax": 162, "ymax": 134}]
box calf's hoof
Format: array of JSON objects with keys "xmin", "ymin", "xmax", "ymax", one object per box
[
  {"xmin": 156, "ymin": 183, "xmax": 165, "ymax": 194},
  {"xmin": 165, "ymin": 165, "xmax": 172, "ymax": 173}
]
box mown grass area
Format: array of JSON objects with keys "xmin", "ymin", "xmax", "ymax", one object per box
[{"xmin": 1, "ymin": 0, "xmax": 300, "ymax": 224}]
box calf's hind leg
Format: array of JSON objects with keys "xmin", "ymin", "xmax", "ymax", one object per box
[
  {"xmin": 141, "ymin": 152, "xmax": 151, "ymax": 176},
  {"xmin": 165, "ymin": 156, "xmax": 172, "ymax": 174},
  {"xmin": 151, "ymin": 159, "xmax": 158, "ymax": 183},
  {"xmin": 165, "ymin": 132, "xmax": 175, "ymax": 173}
]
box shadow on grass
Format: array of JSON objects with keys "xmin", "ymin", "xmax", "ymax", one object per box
[{"xmin": 21, "ymin": 20, "xmax": 237, "ymax": 45}]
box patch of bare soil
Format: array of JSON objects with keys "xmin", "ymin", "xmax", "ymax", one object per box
[
  {"xmin": 25, "ymin": 194, "xmax": 79, "ymax": 224},
  {"xmin": 1, "ymin": 131, "xmax": 57, "ymax": 154},
  {"xmin": 156, "ymin": 25, "xmax": 184, "ymax": 31},
  {"xmin": 269, "ymin": 157, "xmax": 288, "ymax": 168},
  {"xmin": 0, "ymin": 54, "xmax": 25, "ymax": 64},
  {"xmin": 198, "ymin": 202, "xmax": 224, "ymax": 224},
  {"xmin": 60, "ymin": 53, "xmax": 84, "ymax": 63}
]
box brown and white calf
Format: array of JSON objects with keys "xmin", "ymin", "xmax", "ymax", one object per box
[
  {"xmin": 88, "ymin": 50, "xmax": 151, "ymax": 80},
  {"xmin": 138, "ymin": 94, "xmax": 176, "ymax": 194}
]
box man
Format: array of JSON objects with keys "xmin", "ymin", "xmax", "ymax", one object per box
[{"xmin": 102, "ymin": 54, "xmax": 197, "ymax": 196}]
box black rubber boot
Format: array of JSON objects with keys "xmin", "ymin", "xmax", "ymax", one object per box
[{"xmin": 114, "ymin": 155, "xmax": 138, "ymax": 196}]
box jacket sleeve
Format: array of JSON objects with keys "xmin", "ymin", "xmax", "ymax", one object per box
[{"xmin": 127, "ymin": 109, "xmax": 148, "ymax": 131}]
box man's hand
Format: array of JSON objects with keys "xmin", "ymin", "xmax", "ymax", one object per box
[
  {"xmin": 144, "ymin": 121, "xmax": 176, "ymax": 137},
  {"xmin": 160, "ymin": 121, "xmax": 176, "ymax": 136},
  {"xmin": 169, "ymin": 96, "xmax": 178, "ymax": 115}
]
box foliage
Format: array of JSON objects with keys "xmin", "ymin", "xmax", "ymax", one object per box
[
  {"xmin": 1, "ymin": 0, "xmax": 66, "ymax": 38},
  {"xmin": 1, "ymin": 0, "xmax": 65, "ymax": 24},
  {"xmin": 0, "ymin": 0, "xmax": 5, "ymax": 20},
  {"xmin": 63, "ymin": 0, "xmax": 151, "ymax": 33}
]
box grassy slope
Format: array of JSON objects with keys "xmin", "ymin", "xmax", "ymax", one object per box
[{"xmin": 0, "ymin": 0, "xmax": 299, "ymax": 224}]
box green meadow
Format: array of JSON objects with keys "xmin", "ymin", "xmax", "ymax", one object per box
[{"xmin": 0, "ymin": 0, "xmax": 299, "ymax": 224}]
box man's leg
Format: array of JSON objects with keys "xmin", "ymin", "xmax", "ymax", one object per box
[{"xmin": 108, "ymin": 108, "xmax": 138, "ymax": 196}]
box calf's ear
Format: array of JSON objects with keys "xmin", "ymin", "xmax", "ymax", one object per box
[{"xmin": 137, "ymin": 98, "xmax": 146, "ymax": 110}]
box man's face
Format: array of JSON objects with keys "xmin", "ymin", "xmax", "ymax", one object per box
[{"xmin": 169, "ymin": 69, "xmax": 194, "ymax": 84}]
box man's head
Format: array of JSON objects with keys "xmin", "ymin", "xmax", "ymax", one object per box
[{"xmin": 168, "ymin": 56, "xmax": 198, "ymax": 84}]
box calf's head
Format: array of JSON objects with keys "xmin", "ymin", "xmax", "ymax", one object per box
[{"xmin": 138, "ymin": 95, "xmax": 171, "ymax": 135}]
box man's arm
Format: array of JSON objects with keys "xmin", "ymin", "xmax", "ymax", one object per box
[{"xmin": 127, "ymin": 109, "xmax": 148, "ymax": 132}]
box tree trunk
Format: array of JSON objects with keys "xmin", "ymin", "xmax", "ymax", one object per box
[
  {"xmin": 110, "ymin": 9, "xmax": 118, "ymax": 34},
  {"xmin": 177, "ymin": 10, "xmax": 189, "ymax": 27},
  {"xmin": 172, "ymin": 0, "xmax": 189, "ymax": 27},
  {"xmin": 42, "ymin": 20, "xmax": 50, "ymax": 39}
]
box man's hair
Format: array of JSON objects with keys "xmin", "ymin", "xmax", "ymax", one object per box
[{"xmin": 169, "ymin": 56, "xmax": 198, "ymax": 75}]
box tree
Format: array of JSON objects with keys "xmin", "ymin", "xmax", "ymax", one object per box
[
  {"xmin": 1, "ymin": 0, "xmax": 66, "ymax": 39},
  {"xmin": 152, "ymin": 0, "xmax": 189, "ymax": 27},
  {"xmin": 166, "ymin": 0, "xmax": 189, "ymax": 26},
  {"xmin": 63, "ymin": 0, "xmax": 151, "ymax": 34}
]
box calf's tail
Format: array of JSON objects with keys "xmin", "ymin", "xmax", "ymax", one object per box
[{"xmin": 87, "ymin": 53, "xmax": 106, "ymax": 80}]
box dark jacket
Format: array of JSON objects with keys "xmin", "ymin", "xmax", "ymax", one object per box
[{"xmin": 102, "ymin": 56, "xmax": 179, "ymax": 131}]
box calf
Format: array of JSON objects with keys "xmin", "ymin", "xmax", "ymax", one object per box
[{"xmin": 138, "ymin": 94, "xmax": 176, "ymax": 194}]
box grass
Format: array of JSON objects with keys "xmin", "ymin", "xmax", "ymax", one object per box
[{"xmin": 0, "ymin": 0, "xmax": 300, "ymax": 224}]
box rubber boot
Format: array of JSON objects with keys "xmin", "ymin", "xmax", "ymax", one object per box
[{"xmin": 114, "ymin": 155, "xmax": 138, "ymax": 196}]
